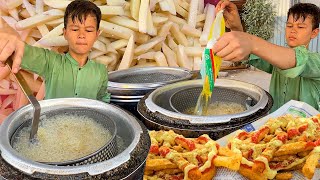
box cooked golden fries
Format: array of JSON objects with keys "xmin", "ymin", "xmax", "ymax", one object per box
[
  {"xmin": 145, "ymin": 130, "xmax": 243, "ymax": 180},
  {"xmin": 227, "ymin": 114, "xmax": 320, "ymax": 180}
]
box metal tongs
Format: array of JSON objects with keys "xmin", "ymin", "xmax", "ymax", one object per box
[{"xmin": 6, "ymin": 56, "xmax": 40, "ymax": 143}]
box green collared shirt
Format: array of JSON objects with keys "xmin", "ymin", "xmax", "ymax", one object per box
[
  {"xmin": 249, "ymin": 46, "xmax": 320, "ymax": 112},
  {"xmin": 21, "ymin": 44, "xmax": 110, "ymax": 102}
]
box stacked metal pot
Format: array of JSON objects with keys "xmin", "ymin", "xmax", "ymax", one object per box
[
  {"xmin": 108, "ymin": 67, "xmax": 194, "ymax": 117},
  {"xmin": 138, "ymin": 79, "xmax": 273, "ymax": 140},
  {"xmin": 0, "ymin": 98, "xmax": 150, "ymax": 179}
]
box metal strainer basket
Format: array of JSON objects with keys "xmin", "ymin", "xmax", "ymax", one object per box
[
  {"xmin": 169, "ymin": 87, "xmax": 255, "ymax": 114},
  {"xmin": 144, "ymin": 79, "xmax": 269, "ymax": 124},
  {"xmin": 10, "ymin": 107, "xmax": 118, "ymax": 166},
  {"xmin": 112, "ymin": 71, "xmax": 184, "ymax": 83}
]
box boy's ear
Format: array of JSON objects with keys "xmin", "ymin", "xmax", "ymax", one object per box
[
  {"xmin": 96, "ymin": 30, "xmax": 100, "ymax": 39},
  {"xmin": 311, "ymin": 28, "xmax": 319, "ymax": 39},
  {"xmin": 63, "ymin": 28, "xmax": 66, "ymax": 38}
]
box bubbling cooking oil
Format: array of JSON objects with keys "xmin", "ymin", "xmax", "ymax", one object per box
[
  {"xmin": 187, "ymin": 101, "xmax": 246, "ymax": 116},
  {"xmin": 12, "ymin": 114, "xmax": 111, "ymax": 163}
]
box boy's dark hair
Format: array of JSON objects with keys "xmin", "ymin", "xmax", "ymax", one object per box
[
  {"xmin": 64, "ymin": 0, "xmax": 101, "ymax": 30},
  {"xmin": 287, "ymin": 3, "xmax": 320, "ymax": 30}
]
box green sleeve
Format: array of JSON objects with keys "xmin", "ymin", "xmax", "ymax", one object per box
[
  {"xmin": 276, "ymin": 46, "xmax": 320, "ymax": 79},
  {"xmin": 248, "ymin": 54, "xmax": 273, "ymax": 74},
  {"xmin": 97, "ymin": 66, "xmax": 110, "ymax": 103},
  {"xmin": 21, "ymin": 44, "xmax": 62, "ymax": 78}
]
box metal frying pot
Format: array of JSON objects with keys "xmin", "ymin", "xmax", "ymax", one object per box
[
  {"xmin": 138, "ymin": 79, "xmax": 273, "ymax": 139},
  {"xmin": 0, "ymin": 98, "xmax": 150, "ymax": 179},
  {"xmin": 108, "ymin": 67, "xmax": 194, "ymax": 117},
  {"xmin": 10, "ymin": 107, "xmax": 118, "ymax": 166},
  {"xmin": 108, "ymin": 67, "xmax": 194, "ymax": 95}
]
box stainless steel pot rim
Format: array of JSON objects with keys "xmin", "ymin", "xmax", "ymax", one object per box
[
  {"xmin": 0, "ymin": 98, "xmax": 143, "ymax": 176},
  {"xmin": 111, "ymin": 94, "xmax": 145, "ymax": 99},
  {"xmin": 140, "ymin": 112, "xmax": 248, "ymax": 131},
  {"xmin": 108, "ymin": 85, "xmax": 156, "ymax": 91},
  {"xmin": 108, "ymin": 87, "xmax": 153, "ymax": 97},
  {"xmin": 145, "ymin": 79, "xmax": 269, "ymax": 124},
  {"xmin": 108, "ymin": 67, "xmax": 193, "ymax": 89},
  {"xmin": 10, "ymin": 110, "xmax": 118, "ymax": 166},
  {"xmin": 110, "ymin": 98, "xmax": 141, "ymax": 103}
]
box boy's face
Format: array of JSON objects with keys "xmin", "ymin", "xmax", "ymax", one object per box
[
  {"xmin": 63, "ymin": 15, "xmax": 99, "ymax": 57},
  {"xmin": 285, "ymin": 14, "xmax": 319, "ymax": 48}
]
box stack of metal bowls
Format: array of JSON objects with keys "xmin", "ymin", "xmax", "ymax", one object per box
[
  {"xmin": 138, "ymin": 79, "xmax": 273, "ymax": 140},
  {"xmin": 0, "ymin": 98, "xmax": 150, "ymax": 179},
  {"xmin": 108, "ymin": 67, "xmax": 194, "ymax": 117}
]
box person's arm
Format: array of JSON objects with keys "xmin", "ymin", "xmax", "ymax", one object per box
[
  {"xmin": 97, "ymin": 67, "xmax": 110, "ymax": 103},
  {"xmin": 213, "ymin": 31, "xmax": 296, "ymax": 70},
  {"xmin": 250, "ymin": 34, "xmax": 296, "ymax": 69},
  {"xmin": 216, "ymin": 0, "xmax": 243, "ymax": 32},
  {"xmin": 0, "ymin": 30, "xmax": 60, "ymax": 77},
  {"xmin": 248, "ymin": 55, "xmax": 273, "ymax": 74},
  {"xmin": 277, "ymin": 46, "xmax": 320, "ymax": 79},
  {"xmin": 21, "ymin": 44, "xmax": 62, "ymax": 77}
]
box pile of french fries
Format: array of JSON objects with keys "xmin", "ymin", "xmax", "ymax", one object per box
[
  {"xmin": 0, "ymin": 66, "xmax": 44, "ymax": 124},
  {"xmin": 0, "ymin": 0, "xmax": 218, "ymax": 72},
  {"xmin": 145, "ymin": 115, "xmax": 320, "ymax": 180},
  {"xmin": 0, "ymin": 0, "xmax": 219, "ymax": 123}
]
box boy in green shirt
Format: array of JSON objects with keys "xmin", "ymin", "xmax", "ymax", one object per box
[
  {"xmin": 215, "ymin": 1, "xmax": 320, "ymax": 111},
  {"xmin": 0, "ymin": 0, "xmax": 110, "ymax": 102}
]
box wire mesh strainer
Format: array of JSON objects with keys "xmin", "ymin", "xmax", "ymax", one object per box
[
  {"xmin": 169, "ymin": 87, "xmax": 256, "ymax": 115},
  {"xmin": 113, "ymin": 72, "xmax": 183, "ymax": 83},
  {"xmin": 10, "ymin": 108, "xmax": 118, "ymax": 166},
  {"xmin": 108, "ymin": 67, "xmax": 193, "ymax": 95}
]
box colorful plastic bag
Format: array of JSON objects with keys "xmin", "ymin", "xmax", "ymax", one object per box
[{"xmin": 195, "ymin": 10, "xmax": 225, "ymax": 115}]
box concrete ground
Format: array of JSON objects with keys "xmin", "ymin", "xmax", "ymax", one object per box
[{"xmin": 219, "ymin": 67, "xmax": 271, "ymax": 92}]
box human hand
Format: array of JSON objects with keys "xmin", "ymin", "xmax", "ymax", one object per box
[
  {"xmin": 0, "ymin": 31, "xmax": 25, "ymax": 73},
  {"xmin": 212, "ymin": 31, "xmax": 253, "ymax": 62},
  {"xmin": 216, "ymin": 0, "xmax": 243, "ymax": 32}
]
